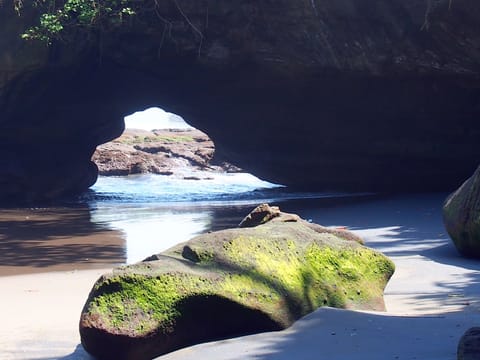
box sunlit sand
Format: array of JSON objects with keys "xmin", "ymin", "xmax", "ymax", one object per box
[{"xmin": 1, "ymin": 194, "xmax": 479, "ymax": 360}]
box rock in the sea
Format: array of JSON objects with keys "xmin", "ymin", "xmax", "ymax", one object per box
[
  {"xmin": 443, "ymin": 166, "xmax": 480, "ymax": 257},
  {"xmin": 458, "ymin": 327, "xmax": 480, "ymax": 360},
  {"xmin": 80, "ymin": 208, "xmax": 394, "ymax": 360},
  {"xmin": 92, "ymin": 128, "xmax": 240, "ymax": 176}
]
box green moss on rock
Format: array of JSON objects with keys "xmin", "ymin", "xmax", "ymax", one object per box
[
  {"xmin": 87, "ymin": 273, "xmax": 215, "ymax": 336},
  {"xmin": 80, "ymin": 217, "xmax": 394, "ymax": 360}
]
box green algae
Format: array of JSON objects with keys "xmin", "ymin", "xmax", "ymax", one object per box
[
  {"xmin": 303, "ymin": 244, "xmax": 395, "ymax": 309},
  {"xmin": 88, "ymin": 273, "xmax": 215, "ymax": 336},
  {"xmin": 83, "ymin": 221, "xmax": 395, "ymax": 340},
  {"xmin": 218, "ymin": 232, "xmax": 394, "ymax": 317},
  {"xmin": 220, "ymin": 274, "xmax": 282, "ymax": 308}
]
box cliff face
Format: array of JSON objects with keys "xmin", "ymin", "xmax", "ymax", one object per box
[{"xmin": 1, "ymin": 0, "xmax": 480, "ymax": 202}]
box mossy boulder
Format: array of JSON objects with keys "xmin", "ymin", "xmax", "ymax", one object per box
[
  {"xmin": 79, "ymin": 209, "xmax": 394, "ymax": 360},
  {"xmin": 443, "ymin": 165, "xmax": 480, "ymax": 258},
  {"xmin": 458, "ymin": 327, "xmax": 480, "ymax": 360}
]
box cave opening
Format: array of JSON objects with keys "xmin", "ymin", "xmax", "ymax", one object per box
[
  {"xmin": 90, "ymin": 105, "xmax": 282, "ymax": 204},
  {"xmin": 89, "ymin": 107, "xmax": 283, "ymax": 263},
  {"xmin": 91, "ymin": 106, "xmax": 229, "ymax": 178}
]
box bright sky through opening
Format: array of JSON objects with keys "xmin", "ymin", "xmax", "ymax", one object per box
[{"xmin": 124, "ymin": 107, "xmax": 194, "ymax": 131}]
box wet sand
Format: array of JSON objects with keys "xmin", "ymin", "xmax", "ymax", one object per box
[
  {"xmin": 0, "ymin": 207, "xmax": 125, "ymax": 276},
  {"xmin": 1, "ymin": 194, "xmax": 480, "ymax": 359}
]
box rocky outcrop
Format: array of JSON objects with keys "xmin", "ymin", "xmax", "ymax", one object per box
[
  {"xmin": 92, "ymin": 128, "xmax": 240, "ymax": 176},
  {"xmin": 238, "ymin": 203, "xmax": 283, "ymax": 227},
  {"xmin": 239, "ymin": 203, "xmax": 365, "ymax": 243},
  {"xmin": 443, "ymin": 165, "xmax": 480, "ymax": 258},
  {"xmin": 458, "ymin": 327, "xmax": 480, "ymax": 360},
  {"xmin": 1, "ymin": 1, "xmax": 480, "ymax": 202},
  {"xmin": 79, "ymin": 207, "xmax": 394, "ymax": 360}
]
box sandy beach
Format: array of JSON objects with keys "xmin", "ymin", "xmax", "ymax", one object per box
[{"xmin": 1, "ymin": 194, "xmax": 480, "ymax": 360}]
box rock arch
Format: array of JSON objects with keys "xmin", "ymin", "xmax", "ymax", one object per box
[{"xmin": 1, "ymin": 0, "xmax": 480, "ymax": 203}]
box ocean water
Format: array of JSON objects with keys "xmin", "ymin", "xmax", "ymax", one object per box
[
  {"xmin": 88, "ymin": 172, "xmax": 285, "ymax": 205},
  {"xmin": 81, "ymin": 173, "xmax": 356, "ymax": 263}
]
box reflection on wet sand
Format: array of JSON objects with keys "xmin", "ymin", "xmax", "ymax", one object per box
[
  {"xmin": 0, "ymin": 195, "xmax": 381, "ymax": 277},
  {"xmin": 91, "ymin": 206, "xmax": 212, "ymax": 263},
  {"xmin": 0, "ymin": 203, "xmax": 257, "ymax": 277},
  {"xmin": 0, "ymin": 207, "xmax": 126, "ymax": 276},
  {"xmin": 88, "ymin": 203, "xmax": 260, "ymax": 264}
]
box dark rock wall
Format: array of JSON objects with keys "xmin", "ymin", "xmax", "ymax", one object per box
[{"xmin": 1, "ymin": 0, "xmax": 480, "ymax": 202}]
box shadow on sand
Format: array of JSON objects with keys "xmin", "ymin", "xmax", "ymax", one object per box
[
  {"xmin": 158, "ymin": 306, "xmax": 471, "ymax": 360},
  {"xmin": 0, "ymin": 206, "xmax": 125, "ymax": 273},
  {"xmin": 159, "ymin": 192, "xmax": 480, "ymax": 360}
]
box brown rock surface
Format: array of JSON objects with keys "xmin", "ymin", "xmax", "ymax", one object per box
[
  {"xmin": 92, "ymin": 128, "xmax": 240, "ymax": 176},
  {"xmin": 443, "ymin": 165, "xmax": 480, "ymax": 258},
  {"xmin": 458, "ymin": 327, "xmax": 480, "ymax": 360}
]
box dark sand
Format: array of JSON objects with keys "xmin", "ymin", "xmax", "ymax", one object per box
[{"xmin": 0, "ymin": 207, "xmax": 125, "ymax": 276}]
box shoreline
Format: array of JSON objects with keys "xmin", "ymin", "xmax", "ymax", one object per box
[{"xmin": 2, "ymin": 193, "xmax": 480, "ymax": 359}]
